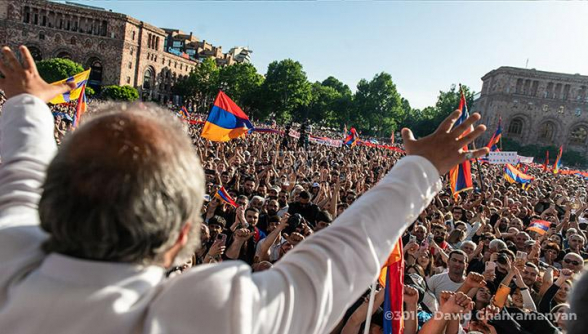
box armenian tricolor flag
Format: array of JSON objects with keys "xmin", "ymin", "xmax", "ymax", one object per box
[
  {"xmin": 215, "ymin": 186, "xmax": 238, "ymax": 208},
  {"xmin": 344, "ymin": 127, "xmax": 358, "ymax": 147},
  {"xmin": 49, "ymin": 69, "xmax": 91, "ymax": 105},
  {"xmin": 379, "ymin": 239, "xmax": 404, "ymax": 334},
  {"xmin": 449, "ymin": 87, "xmax": 473, "ymax": 197},
  {"xmin": 553, "ymin": 146, "xmax": 563, "ymax": 174},
  {"xmin": 201, "ymin": 91, "xmax": 253, "ymax": 142},
  {"xmin": 73, "ymin": 84, "xmax": 87, "ymax": 128},
  {"xmin": 504, "ymin": 163, "xmax": 534, "ymax": 188},
  {"xmin": 179, "ymin": 106, "xmax": 189, "ymax": 119},
  {"xmin": 527, "ymin": 219, "xmax": 551, "ymax": 235},
  {"xmin": 486, "ymin": 117, "xmax": 502, "ymax": 152}
]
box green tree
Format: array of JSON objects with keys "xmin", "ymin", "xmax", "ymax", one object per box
[
  {"xmin": 353, "ymin": 72, "xmax": 404, "ymax": 136},
  {"xmin": 259, "ymin": 59, "xmax": 312, "ymax": 122},
  {"xmin": 174, "ymin": 58, "xmax": 220, "ymax": 113},
  {"xmin": 307, "ymin": 82, "xmax": 340, "ymax": 126},
  {"xmin": 36, "ymin": 58, "xmax": 84, "ymax": 83},
  {"xmin": 218, "ymin": 63, "xmax": 264, "ymax": 119},
  {"xmin": 321, "ymin": 77, "xmax": 353, "ymax": 129},
  {"xmin": 84, "ymin": 86, "xmax": 95, "ymax": 97},
  {"xmin": 101, "ymin": 85, "xmax": 139, "ymax": 101}
]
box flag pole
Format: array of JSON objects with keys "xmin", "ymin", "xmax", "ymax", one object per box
[{"xmin": 363, "ymin": 281, "xmax": 377, "ymax": 334}]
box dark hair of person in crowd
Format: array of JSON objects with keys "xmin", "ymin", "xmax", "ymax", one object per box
[{"xmin": 208, "ymin": 215, "xmax": 226, "ymax": 228}]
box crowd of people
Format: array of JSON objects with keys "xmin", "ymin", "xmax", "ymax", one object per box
[
  {"xmin": 142, "ymin": 108, "xmax": 586, "ymax": 333},
  {"xmin": 1, "ymin": 45, "xmax": 587, "ymax": 334},
  {"xmin": 27, "ymin": 99, "xmax": 588, "ymax": 334}
]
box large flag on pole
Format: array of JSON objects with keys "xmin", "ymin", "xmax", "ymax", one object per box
[
  {"xmin": 449, "ymin": 87, "xmax": 473, "ymax": 197},
  {"xmin": 201, "ymin": 91, "xmax": 253, "ymax": 142},
  {"xmin": 543, "ymin": 150, "xmax": 549, "ymax": 172},
  {"xmin": 379, "ymin": 239, "xmax": 404, "ymax": 334},
  {"xmin": 49, "ymin": 69, "xmax": 91, "ymax": 105},
  {"xmin": 553, "ymin": 146, "xmax": 563, "ymax": 174},
  {"xmin": 486, "ymin": 117, "xmax": 502, "ymax": 152}
]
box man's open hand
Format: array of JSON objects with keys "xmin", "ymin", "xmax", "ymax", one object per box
[
  {"xmin": 401, "ymin": 109, "xmax": 489, "ymax": 175},
  {"xmin": 0, "ymin": 46, "xmax": 75, "ymax": 102}
]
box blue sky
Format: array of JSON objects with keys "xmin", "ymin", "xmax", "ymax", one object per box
[{"xmin": 66, "ymin": 1, "xmax": 587, "ymax": 109}]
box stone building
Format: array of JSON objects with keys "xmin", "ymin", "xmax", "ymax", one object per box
[
  {"xmin": 473, "ymin": 66, "xmax": 588, "ymax": 155},
  {"xmin": 0, "ymin": 0, "xmax": 240, "ymax": 103}
]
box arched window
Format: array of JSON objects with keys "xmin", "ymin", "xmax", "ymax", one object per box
[
  {"xmin": 508, "ymin": 118, "xmax": 523, "ymax": 136},
  {"xmin": 56, "ymin": 51, "xmax": 72, "ymax": 60},
  {"xmin": 570, "ymin": 126, "xmax": 588, "ymax": 145},
  {"xmin": 538, "ymin": 122, "xmax": 556, "ymax": 143},
  {"xmin": 71, "ymin": 37, "xmax": 76, "ymax": 45},
  {"xmin": 143, "ymin": 67, "xmax": 154, "ymax": 90},
  {"xmin": 27, "ymin": 46, "xmax": 43, "ymax": 61}
]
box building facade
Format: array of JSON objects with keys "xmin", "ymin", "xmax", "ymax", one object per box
[
  {"xmin": 0, "ymin": 0, "xmax": 241, "ymax": 103},
  {"xmin": 473, "ymin": 66, "xmax": 588, "ymax": 155}
]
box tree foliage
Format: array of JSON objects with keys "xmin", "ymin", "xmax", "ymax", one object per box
[
  {"xmin": 101, "ymin": 85, "xmax": 139, "ymax": 101},
  {"xmin": 259, "ymin": 59, "xmax": 312, "ymax": 122},
  {"xmin": 37, "ymin": 58, "xmax": 84, "ymax": 83},
  {"xmin": 353, "ymin": 73, "xmax": 403, "ymax": 136}
]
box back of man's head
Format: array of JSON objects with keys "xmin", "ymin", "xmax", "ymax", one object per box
[{"xmin": 39, "ymin": 104, "xmax": 204, "ymax": 266}]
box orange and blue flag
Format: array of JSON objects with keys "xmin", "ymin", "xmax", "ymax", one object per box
[
  {"xmin": 449, "ymin": 88, "xmax": 473, "ymax": 197},
  {"xmin": 379, "ymin": 238, "xmax": 404, "ymax": 334},
  {"xmin": 215, "ymin": 186, "xmax": 238, "ymax": 208},
  {"xmin": 504, "ymin": 163, "xmax": 534, "ymax": 187},
  {"xmin": 179, "ymin": 106, "xmax": 189, "ymax": 119},
  {"xmin": 201, "ymin": 91, "xmax": 253, "ymax": 142},
  {"xmin": 553, "ymin": 146, "xmax": 563, "ymax": 174},
  {"xmin": 344, "ymin": 127, "xmax": 358, "ymax": 147},
  {"xmin": 543, "ymin": 150, "xmax": 549, "ymax": 172},
  {"xmin": 486, "ymin": 117, "xmax": 502, "ymax": 152},
  {"xmin": 527, "ymin": 219, "xmax": 551, "ymax": 235}
]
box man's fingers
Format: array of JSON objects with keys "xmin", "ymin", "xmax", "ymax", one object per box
[
  {"xmin": 451, "ymin": 113, "xmax": 482, "ymax": 137},
  {"xmin": 455, "ymin": 124, "xmax": 487, "ymax": 148},
  {"xmin": 437, "ymin": 109, "xmax": 462, "ymax": 133},
  {"xmin": 460, "ymin": 147, "xmax": 490, "ymax": 161},
  {"xmin": 2, "ymin": 47, "xmax": 21, "ymax": 72},
  {"xmin": 401, "ymin": 128, "xmax": 415, "ymax": 144},
  {"xmin": 19, "ymin": 45, "xmax": 38, "ymax": 74}
]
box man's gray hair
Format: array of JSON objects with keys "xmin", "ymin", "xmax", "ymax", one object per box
[
  {"xmin": 489, "ymin": 239, "xmax": 507, "ymax": 251},
  {"xmin": 39, "ymin": 102, "xmax": 204, "ymax": 266},
  {"xmin": 251, "ymin": 195, "xmax": 265, "ymax": 205}
]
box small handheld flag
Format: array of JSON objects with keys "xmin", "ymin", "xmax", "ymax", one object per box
[
  {"xmin": 344, "ymin": 127, "xmax": 358, "ymax": 147},
  {"xmin": 504, "ymin": 163, "xmax": 534, "ymax": 188},
  {"xmin": 527, "ymin": 219, "xmax": 551, "ymax": 235},
  {"xmin": 179, "ymin": 106, "xmax": 189, "ymax": 119},
  {"xmin": 73, "ymin": 84, "xmax": 87, "ymax": 128},
  {"xmin": 379, "ymin": 238, "xmax": 404, "ymax": 334},
  {"xmin": 215, "ymin": 186, "xmax": 238, "ymax": 208},
  {"xmin": 543, "ymin": 150, "xmax": 549, "ymax": 172},
  {"xmin": 201, "ymin": 91, "xmax": 253, "ymax": 142}
]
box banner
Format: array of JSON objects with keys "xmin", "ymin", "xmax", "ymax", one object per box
[
  {"xmin": 489, "ymin": 151, "xmax": 518, "ymax": 164},
  {"xmin": 518, "ymin": 156, "xmax": 534, "ymax": 164}
]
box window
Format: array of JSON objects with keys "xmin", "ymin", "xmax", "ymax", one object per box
[
  {"xmin": 132, "ymin": 31, "xmax": 136, "ymax": 41},
  {"xmin": 538, "ymin": 122, "xmax": 556, "ymax": 143},
  {"xmin": 508, "ymin": 118, "xmax": 523, "ymax": 136},
  {"xmin": 33, "ymin": 13, "xmax": 38, "ymax": 25},
  {"xmin": 143, "ymin": 68, "xmax": 154, "ymax": 90},
  {"xmin": 129, "ymin": 62, "xmax": 132, "ymax": 69},
  {"xmin": 41, "ymin": 15, "xmax": 47, "ymax": 26},
  {"xmin": 39, "ymin": 32, "xmax": 45, "ymax": 40},
  {"xmin": 127, "ymin": 77, "xmax": 131, "ymax": 84},
  {"xmin": 570, "ymin": 127, "xmax": 588, "ymax": 145},
  {"xmin": 24, "ymin": 7, "xmax": 30, "ymax": 23},
  {"xmin": 71, "ymin": 37, "xmax": 76, "ymax": 45},
  {"xmin": 27, "ymin": 46, "xmax": 42, "ymax": 61},
  {"xmin": 130, "ymin": 47, "xmax": 133, "ymax": 55}
]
